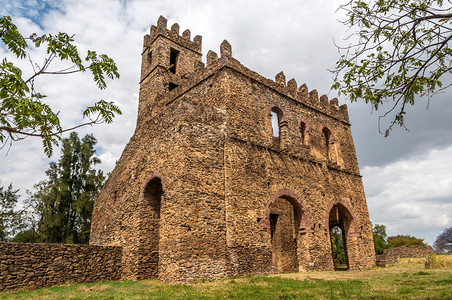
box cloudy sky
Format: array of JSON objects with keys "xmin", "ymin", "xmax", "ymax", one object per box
[{"xmin": 1, "ymin": 0, "xmax": 451, "ymax": 245}]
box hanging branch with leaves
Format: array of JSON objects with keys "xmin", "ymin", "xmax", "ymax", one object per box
[
  {"xmin": 0, "ymin": 16, "xmax": 122, "ymax": 156},
  {"xmin": 332, "ymin": 0, "xmax": 452, "ymax": 136}
]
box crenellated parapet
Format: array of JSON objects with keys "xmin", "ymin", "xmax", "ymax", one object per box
[
  {"xmin": 159, "ymin": 35, "xmax": 350, "ymax": 124},
  {"xmin": 139, "ymin": 16, "xmax": 350, "ymax": 124},
  {"xmin": 143, "ymin": 15, "xmax": 202, "ymax": 54}
]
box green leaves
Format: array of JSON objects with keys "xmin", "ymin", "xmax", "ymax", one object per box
[
  {"xmin": 83, "ymin": 100, "xmax": 122, "ymax": 124},
  {"xmin": 86, "ymin": 50, "xmax": 120, "ymax": 89},
  {"xmin": 0, "ymin": 16, "xmax": 121, "ymax": 156},
  {"xmin": 44, "ymin": 32, "xmax": 83, "ymax": 69},
  {"xmin": 332, "ymin": 0, "xmax": 452, "ymax": 133},
  {"xmin": 0, "ymin": 16, "xmax": 27, "ymax": 59},
  {"xmin": 372, "ymin": 223, "xmax": 389, "ymax": 255},
  {"xmin": 387, "ymin": 234, "xmax": 426, "ymax": 247}
]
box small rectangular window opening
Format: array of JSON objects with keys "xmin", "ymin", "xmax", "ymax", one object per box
[
  {"xmin": 169, "ymin": 82, "xmax": 179, "ymax": 91},
  {"xmin": 169, "ymin": 48, "xmax": 179, "ymax": 74}
]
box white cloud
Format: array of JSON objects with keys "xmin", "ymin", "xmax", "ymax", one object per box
[{"xmin": 363, "ymin": 146, "xmax": 452, "ymax": 244}]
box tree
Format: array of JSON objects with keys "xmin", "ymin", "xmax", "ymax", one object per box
[
  {"xmin": 433, "ymin": 227, "xmax": 452, "ymax": 253},
  {"xmin": 330, "ymin": 226, "xmax": 347, "ymax": 266},
  {"xmin": 387, "ymin": 234, "xmax": 425, "ymax": 247},
  {"xmin": 0, "ymin": 16, "xmax": 121, "ymax": 156},
  {"xmin": 10, "ymin": 189, "xmax": 43, "ymax": 243},
  {"xmin": 0, "ymin": 183, "xmax": 24, "ymax": 241},
  {"xmin": 28, "ymin": 132, "xmax": 105, "ymax": 244},
  {"xmin": 10, "ymin": 228, "xmax": 39, "ymax": 243},
  {"xmin": 332, "ymin": 0, "xmax": 452, "ymax": 135},
  {"xmin": 372, "ymin": 223, "xmax": 389, "ymax": 254}
]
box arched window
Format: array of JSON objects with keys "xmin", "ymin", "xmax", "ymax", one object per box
[
  {"xmin": 300, "ymin": 121, "xmax": 307, "ymax": 144},
  {"xmin": 270, "ymin": 107, "xmax": 283, "ymax": 138},
  {"xmin": 322, "ymin": 127, "xmax": 332, "ymax": 158}
]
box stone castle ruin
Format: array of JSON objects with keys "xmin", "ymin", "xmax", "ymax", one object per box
[
  {"xmin": 88, "ymin": 16, "xmax": 376, "ymax": 281},
  {"xmin": 0, "ymin": 16, "xmax": 376, "ymax": 291}
]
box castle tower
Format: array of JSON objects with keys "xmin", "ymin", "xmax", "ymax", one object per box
[
  {"xmin": 138, "ymin": 16, "xmax": 202, "ymax": 124},
  {"xmin": 90, "ymin": 16, "xmax": 376, "ymax": 281}
]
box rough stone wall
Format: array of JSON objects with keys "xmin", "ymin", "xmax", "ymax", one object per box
[
  {"xmin": 381, "ymin": 245, "xmax": 434, "ymax": 263},
  {"xmin": 222, "ymin": 65, "xmax": 375, "ymax": 274},
  {"xmin": 0, "ymin": 242, "xmax": 122, "ymax": 291},
  {"xmin": 90, "ymin": 15, "xmax": 376, "ymax": 282},
  {"xmin": 90, "ymin": 77, "xmax": 230, "ymax": 281}
]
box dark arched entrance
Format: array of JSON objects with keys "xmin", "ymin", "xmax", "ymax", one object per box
[
  {"xmin": 142, "ymin": 177, "xmax": 163, "ymax": 277},
  {"xmin": 268, "ymin": 196, "xmax": 300, "ymax": 273}
]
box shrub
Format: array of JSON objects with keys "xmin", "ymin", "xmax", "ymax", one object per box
[
  {"xmin": 387, "ymin": 235, "xmax": 425, "ymax": 248},
  {"xmin": 428, "ymin": 253, "xmax": 452, "ymax": 269}
]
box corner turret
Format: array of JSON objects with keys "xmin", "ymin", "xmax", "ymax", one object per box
[{"xmin": 137, "ymin": 16, "xmax": 203, "ymax": 124}]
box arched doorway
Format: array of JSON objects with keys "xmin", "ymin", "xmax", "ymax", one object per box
[
  {"xmin": 268, "ymin": 196, "xmax": 300, "ymax": 273},
  {"xmin": 142, "ymin": 177, "xmax": 163, "ymax": 277},
  {"xmin": 328, "ymin": 203, "xmax": 352, "ymax": 270}
]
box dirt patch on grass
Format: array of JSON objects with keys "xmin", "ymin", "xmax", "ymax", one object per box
[{"xmin": 78, "ymin": 284, "xmax": 111, "ymax": 292}]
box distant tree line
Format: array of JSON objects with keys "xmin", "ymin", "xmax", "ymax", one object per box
[
  {"xmin": 372, "ymin": 223, "xmax": 451, "ymax": 255},
  {"xmin": 0, "ymin": 132, "xmax": 104, "ymax": 244},
  {"xmin": 372, "ymin": 223, "xmax": 426, "ymax": 255}
]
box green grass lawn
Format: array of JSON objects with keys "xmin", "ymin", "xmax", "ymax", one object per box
[{"xmin": 2, "ymin": 262, "xmax": 452, "ymax": 299}]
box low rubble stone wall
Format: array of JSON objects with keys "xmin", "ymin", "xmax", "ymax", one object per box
[
  {"xmin": 0, "ymin": 242, "xmax": 122, "ymax": 291},
  {"xmin": 379, "ymin": 245, "xmax": 434, "ymax": 264}
]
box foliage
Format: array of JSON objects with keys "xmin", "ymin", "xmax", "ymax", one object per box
[
  {"xmin": 428, "ymin": 253, "xmax": 452, "ymax": 268},
  {"xmin": 0, "ymin": 16, "xmax": 121, "ymax": 156},
  {"xmin": 330, "ymin": 226, "xmax": 348, "ymax": 266},
  {"xmin": 27, "ymin": 132, "xmax": 105, "ymax": 244},
  {"xmin": 10, "ymin": 228, "xmax": 40, "ymax": 243},
  {"xmin": 372, "ymin": 223, "xmax": 389, "ymax": 254},
  {"xmin": 332, "ymin": 0, "xmax": 452, "ymax": 135},
  {"xmin": 434, "ymin": 227, "xmax": 452, "ymax": 253},
  {"xmin": 387, "ymin": 234, "xmax": 425, "ymax": 248},
  {"xmin": 0, "ymin": 183, "xmax": 24, "ymax": 241}
]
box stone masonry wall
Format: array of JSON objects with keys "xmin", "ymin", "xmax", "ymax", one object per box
[
  {"xmin": 221, "ymin": 66, "xmax": 375, "ymax": 274},
  {"xmin": 90, "ymin": 16, "xmax": 376, "ymax": 282},
  {"xmin": 0, "ymin": 242, "xmax": 122, "ymax": 291},
  {"xmin": 381, "ymin": 245, "xmax": 434, "ymax": 263}
]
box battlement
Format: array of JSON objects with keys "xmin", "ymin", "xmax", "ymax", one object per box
[
  {"xmin": 268, "ymin": 70, "xmax": 349, "ymax": 123},
  {"xmin": 155, "ymin": 32, "xmax": 349, "ymax": 124},
  {"xmin": 144, "ymin": 16, "xmax": 202, "ymax": 54}
]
